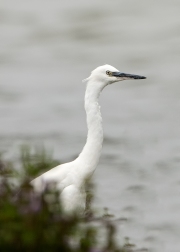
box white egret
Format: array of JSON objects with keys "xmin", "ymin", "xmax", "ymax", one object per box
[{"xmin": 31, "ymin": 64, "xmax": 146, "ymax": 214}]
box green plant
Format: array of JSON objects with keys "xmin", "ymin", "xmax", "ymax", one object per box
[{"xmin": 0, "ymin": 148, "xmax": 135, "ymax": 252}]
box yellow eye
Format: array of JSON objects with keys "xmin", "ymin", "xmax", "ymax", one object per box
[{"xmin": 106, "ymin": 70, "xmax": 112, "ymax": 76}]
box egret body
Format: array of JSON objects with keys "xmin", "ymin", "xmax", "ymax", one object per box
[{"xmin": 31, "ymin": 64, "xmax": 146, "ymax": 214}]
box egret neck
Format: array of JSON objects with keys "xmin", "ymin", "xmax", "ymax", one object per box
[{"xmin": 77, "ymin": 80, "xmax": 106, "ymax": 178}]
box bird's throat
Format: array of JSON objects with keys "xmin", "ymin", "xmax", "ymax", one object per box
[{"xmin": 78, "ymin": 81, "xmax": 104, "ymax": 177}]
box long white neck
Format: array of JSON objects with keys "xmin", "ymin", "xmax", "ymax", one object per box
[{"xmin": 77, "ymin": 80, "xmax": 105, "ymax": 178}]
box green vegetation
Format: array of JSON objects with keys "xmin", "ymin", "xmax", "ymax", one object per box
[{"xmin": 0, "ymin": 148, "xmax": 135, "ymax": 251}]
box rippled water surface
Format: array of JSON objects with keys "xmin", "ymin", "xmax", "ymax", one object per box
[{"xmin": 1, "ymin": 1, "xmax": 180, "ymax": 251}]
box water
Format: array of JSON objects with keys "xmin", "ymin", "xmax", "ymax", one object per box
[{"xmin": 1, "ymin": 0, "xmax": 180, "ymax": 251}]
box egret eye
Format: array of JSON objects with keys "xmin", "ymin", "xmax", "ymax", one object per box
[{"xmin": 106, "ymin": 70, "xmax": 112, "ymax": 76}]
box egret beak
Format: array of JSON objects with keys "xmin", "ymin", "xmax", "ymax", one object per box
[{"xmin": 112, "ymin": 72, "xmax": 146, "ymax": 80}]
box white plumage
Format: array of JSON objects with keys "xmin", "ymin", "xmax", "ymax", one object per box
[{"xmin": 31, "ymin": 64, "xmax": 146, "ymax": 214}]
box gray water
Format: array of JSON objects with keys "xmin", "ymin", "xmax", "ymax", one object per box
[{"xmin": 1, "ymin": 1, "xmax": 180, "ymax": 251}]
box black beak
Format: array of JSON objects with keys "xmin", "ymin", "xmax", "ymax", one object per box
[{"xmin": 112, "ymin": 72, "xmax": 146, "ymax": 80}]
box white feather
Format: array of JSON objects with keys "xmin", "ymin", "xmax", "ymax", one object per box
[{"xmin": 31, "ymin": 64, "xmax": 146, "ymax": 214}]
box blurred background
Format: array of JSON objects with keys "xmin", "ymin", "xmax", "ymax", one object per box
[{"xmin": 0, "ymin": 0, "xmax": 180, "ymax": 251}]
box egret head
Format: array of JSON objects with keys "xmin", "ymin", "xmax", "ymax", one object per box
[{"xmin": 84, "ymin": 64, "xmax": 146, "ymax": 87}]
